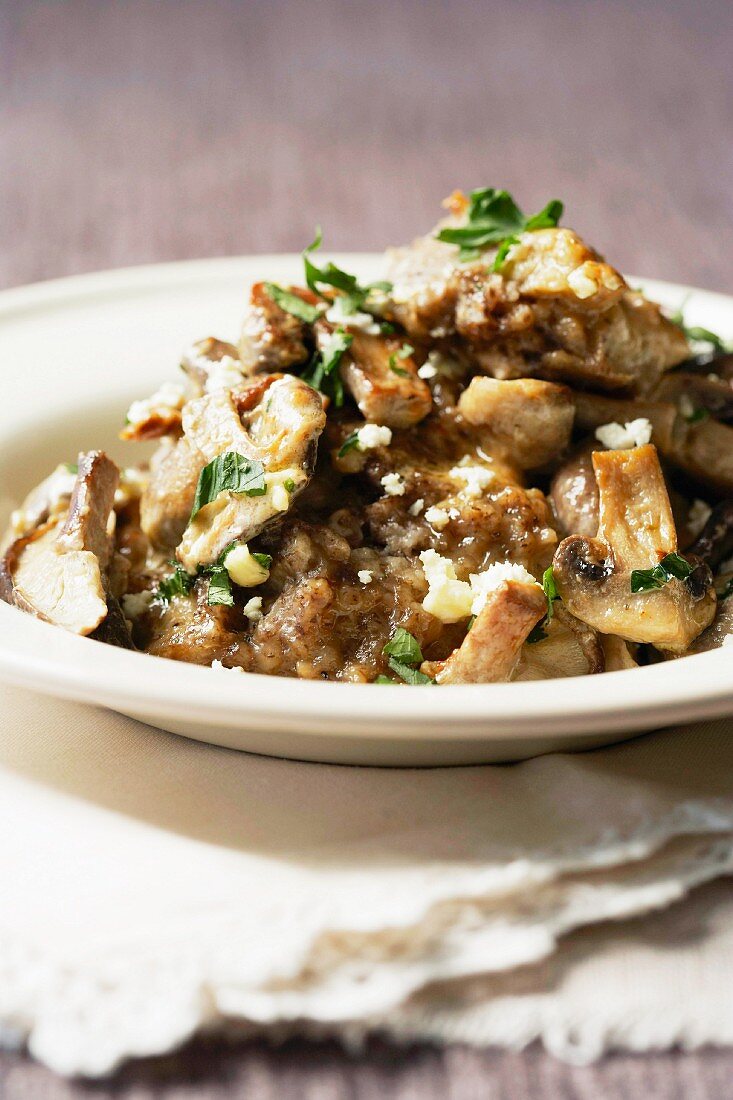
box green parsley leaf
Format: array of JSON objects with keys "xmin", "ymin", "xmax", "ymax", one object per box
[
  {"xmin": 436, "ymin": 188, "xmax": 563, "ymax": 263},
  {"xmin": 63, "ymin": 462, "xmax": 79, "ymax": 474},
  {"xmin": 155, "ymin": 564, "xmax": 195, "ymax": 605},
  {"xmin": 542, "ymin": 566, "xmax": 560, "ymax": 620},
  {"xmin": 262, "ymin": 282, "xmax": 321, "ymax": 323},
  {"xmin": 466, "ymin": 614, "xmax": 476, "ymax": 632},
  {"xmin": 252, "ymin": 552, "xmax": 273, "ymax": 569},
  {"xmin": 670, "ymin": 307, "xmax": 730, "ymax": 353},
  {"xmin": 388, "ymin": 343, "xmax": 415, "ymax": 376},
  {"xmin": 383, "ymin": 627, "xmax": 423, "ymax": 666},
  {"xmin": 375, "ymin": 674, "xmax": 397, "ymax": 684},
  {"xmin": 387, "ymin": 658, "xmax": 434, "ymax": 685},
  {"xmin": 338, "ymin": 430, "xmax": 361, "ymax": 458},
  {"xmin": 191, "ymin": 452, "xmax": 267, "ymax": 520},
  {"xmin": 301, "ymin": 328, "xmax": 353, "ymax": 407},
  {"xmin": 380, "ymin": 321, "xmax": 396, "ymax": 335},
  {"xmin": 283, "ymin": 478, "xmax": 296, "ymax": 493},
  {"xmin": 206, "ymin": 565, "xmax": 234, "ymax": 606},
  {"xmin": 684, "ymin": 405, "xmax": 710, "ymax": 425},
  {"xmin": 630, "ymin": 552, "xmax": 695, "ymax": 594},
  {"xmin": 302, "ymin": 229, "xmax": 392, "ymax": 313}
]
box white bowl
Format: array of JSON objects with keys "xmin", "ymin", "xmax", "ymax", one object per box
[{"xmin": 0, "ymin": 257, "xmax": 731, "ymax": 765}]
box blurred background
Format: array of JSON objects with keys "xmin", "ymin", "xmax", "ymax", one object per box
[{"xmin": 2, "ymin": 0, "xmax": 731, "ymax": 291}]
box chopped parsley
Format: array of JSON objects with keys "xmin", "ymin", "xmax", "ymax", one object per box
[
  {"xmin": 283, "ymin": 478, "xmax": 296, "ymax": 494},
  {"xmin": 263, "ymin": 282, "xmax": 322, "ymax": 323},
  {"xmin": 155, "ymin": 564, "xmax": 195, "ymax": 605},
  {"xmin": 301, "ymin": 327, "xmax": 353, "ymax": 407},
  {"xmin": 526, "ymin": 566, "xmax": 560, "ymax": 644},
  {"xmin": 63, "ymin": 462, "xmax": 79, "ymax": 474},
  {"xmin": 630, "ymin": 552, "xmax": 695, "ymax": 594},
  {"xmin": 190, "ymin": 452, "xmax": 266, "ymax": 520},
  {"xmin": 388, "ymin": 343, "xmax": 415, "ymax": 376},
  {"xmin": 380, "ymin": 627, "xmax": 434, "ymax": 685},
  {"xmin": 206, "ymin": 565, "xmax": 234, "ymax": 607},
  {"xmin": 684, "ymin": 406, "xmax": 710, "ymax": 425},
  {"xmin": 303, "ymin": 228, "xmax": 392, "ymax": 314},
  {"xmin": 338, "ymin": 430, "xmax": 361, "ymax": 458},
  {"xmin": 436, "ymin": 188, "xmax": 563, "ymax": 265},
  {"xmin": 670, "ymin": 307, "xmax": 730, "ymax": 353},
  {"xmin": 251, "ymin": 551, "xmax": 273, "ymax": 569}
]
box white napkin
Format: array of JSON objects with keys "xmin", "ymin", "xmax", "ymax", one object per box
[{"xmin": 0, "ymin": 683, "xmax": 731, "ymax": 1077}]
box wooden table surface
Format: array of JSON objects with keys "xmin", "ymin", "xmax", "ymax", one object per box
[{"xmin": 2, "ymin": 1, "xmax": 732, "ymax": 1095}]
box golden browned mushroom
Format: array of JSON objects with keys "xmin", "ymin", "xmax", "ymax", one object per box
[
  {"xmin": 574, "ymin": 391, "xmax": 733, "ymax": 496},
  {"xmin": 552, "ymin": 445, "xmax": 716, "ymax": 653},
  {"xmin": 422, "ymin": 579, "xmax": 546, "ymax": 684},
  {"xmin": 180, "ymin": 336, "xmax": 243, "ymax": 394},
  {"xmin": 239, "ymin": 282, "xmax": 314, "ymax": 375},
  {"xmin": 458, "ymin": 377, "xmax": 574, "ymax": 469},
  {"xmin": 514, "ymin": 606, "xmax": 604, "ymax": 680},
  {"xmin": 177, "ymin": 375, "xmax": 326, "ymax": 570},
  {"xmin": 1, "ymin": 452, "xmax": 119, "ymax": 636},
  {"xmin": 337, "ymin": 329, "xmax": 433, "ymax": 429},
  {"xmin": 549, "ymin": 442, "xmax": 599, "ymax": 538}
]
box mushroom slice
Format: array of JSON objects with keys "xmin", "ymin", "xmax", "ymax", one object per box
[
  {"xmin": 338, "ymin": 330, "xmax": 433, "ymax": 428},
  {"xmin": 574, "ymin": 391, "xmax": 733, "ymax": 496},
  {"xmin": 2, "ymin": 451, "xmax": 120, "ymax": 635},
  {"xmin": 688, "ymin": 499, "xmax": 733, "ymax": 569},
  {"xmin": 140, "ymin": 435, "xmax": 204, "ymax": 550},
  {"xmin": 422, "ymin": 579, "xmax": 546, "ymax": 684},
  {"xmin": 458, "ymin": 377, "xmax": 574, "ymax": 469},
  {"xmin": 549, "ymin": 442, "xmax": 599, "ymax": 538},
  {"xmin": 653, "ymin": 371, "xmax": 733, "ymax": 424},
  {"xmin": 687, "ymin": 596, "xmax": 733, "ymax": 655},
  {"xmin": 180, "ymin": 337, "xmax": 243, "ymax": 394},
  {"xmin": 238, "ymin": 282, "xmax": 314, "ymax": 375},
  {"xmin": 552, "ymin": 445, "xmax": 716, "ymax": 653},
  {"xmin": 514, "ymin": 606, "xmax": 604, "ymax": 681},
  {"xmin": 177, "ymin": 376, "xmax": 326, "ymax": 570}
]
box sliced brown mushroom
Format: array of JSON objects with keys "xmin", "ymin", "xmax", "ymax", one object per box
[
  {"xmin": 458, "ymin": 377, "xmax": 574, "ymax": 469},
  {"xmin": 1, "ymin": 451, "xmax": 120, "ymax": 636},
  {"xmin": 653, "ymin": 371, "xmax": 733, "ymax": 423},
  {"xmin": 549, "ymin": 442, "xmax": 599, "ymax": 538},
  {"xmin": 337, "ymin": 329, "xmax": 433, "ymax": 429},
  {"xmin": 688, "ymin": 499, "xmax": 733, "ymax": 570},
  {"xmin": 177, "ymin": 375, "xmax": 326, "ymax": 570},
  {"xmin": 573, "ymin": 391, "xmax": 733, "ymax": 496},
  {"xmin": 687, "ymin": 596, "xmax": 733, "ymax": 655},
  {"xmin": 180, "ymin": 336, "xmax": 243, "ymax": 393},
  {"xmin": 514, "ymin": 606, "xmax": 604, "ymax": 680},
  {"xmin": 239, "ymin": 282, "xmax": 314, "ymax": 375},
  {"xmin": 552, "ymin": 445, "xmax": 716, "ymax": 653},
  {"xmin": 421, "ymin": 579, "xmax": 546, "ymax": 684}
]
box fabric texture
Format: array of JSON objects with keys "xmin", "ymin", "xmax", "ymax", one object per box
[{"xmin": 0, "ymin": 683, "xmax": 731, "ymax": 1077}]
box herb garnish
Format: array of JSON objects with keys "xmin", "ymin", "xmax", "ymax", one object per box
[
  {"xmin": 63, "ymin": 462, "xmax": 79, "ymax": 474},
  {"xmin": 388, "ymin": 343, "xmax": 415, "ymax": 376},
  {"xmin": 338, "ymin": 430, "xmax": 361, "ymax": 458},
  {"xmin": 303, "ymin": 229, "xmax": 392, "ymax": 314},
  {"xmin": 683, "ymin": 406, "xmax": 710, "ymax": 425},
  {"xmin": 301, "ymin": 328, "xmax": 353, "ymax": 407},
  {"xmin": 526, "ymin": 566, "xmax": 560, "ymax": 644},
  {"xmin": 670, "ymin": 307, "xmax": 730, "ymax": 353},
  {"xmin": 436, "ymin": 188, "xmax": 563, "ymax": 265},
  {"xmin": 190, "ymin": 452, "xmax": 267, "ymax": 521},
  {"xmin": 155, "ymin": 564, "xmax": 195, "ymax": 605},
  {"xmin": 380, "ymin": 627, "xmax": 434, "ymax": 684},
  {"xmin": 206, "ymin": 565, "xmax": 234, "ymax": 607},
  {"xmin": 283, "ymin": 478, "xmax": 296, "ymax": 493},
  {"xmin": 630, "ymin": 552, "xmax": 695, "ymax": 594},
  {"xmin": 263, "ymin": 282, "xmax": 322, "ymax": 324}
]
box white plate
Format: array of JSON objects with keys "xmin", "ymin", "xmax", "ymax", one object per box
[{"xmin": 0, "ymin": 257, "xmax": 731, "ymax": 765}]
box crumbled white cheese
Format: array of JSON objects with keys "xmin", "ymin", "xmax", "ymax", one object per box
[
  {"xmin": 125, "ymin": 381, "xmax": 187, "ymax": 430},
  {"xmin": 449, "ymin": 464, "xmax": 496, "ymax": 498},
  {"xmin": 224, "ymin": 545, "xmax": 270, "ymax": 588},
  {"xmin": 357, "ymin": 424, "xmax": 392, "ymax": 450},
  {"xmin": 121, "ymin": 590, "xmax": 154, "ymax": 620},
  {"xmin": 567, "ymin": 267, "xmax": 599, "ymax": 300},
  {"xmin": 424, "ymin": 505, "xmax": 451, "ymax": 530},
  {"xmin": 419, "ymin": 550, "xmax": 473, "ymax": 623},
  {"xmin": 687, "ymin": 499, "xmax": 712, "ymax": 537},
  {"xmin": 381, "ymin": 472, "xmax": 406, "ymax": 496},
  {"xmin": 357, "ymin": 569, "xmax": 374, "ymax": 585},
  {"xmin": 595, "ymin": 418, "xmax": 653, "ymax": 450},
  {"xmin": 271, "ymin": 484, "xmax": 290, "ymax": 512},
  {"xmin": 408, "ymin": 498, "xmax": 425, "ymax": 517},
  {"xmin": 417, "ymin": 362, "xmax": 437, "ymax": 380},
  {"xmin": 242, "ymin": 596, "xmax": 264, "ymax": 622},
  {"xmin": 419, "ymin": 551, "xmax": 540, "ymax": 624},
  {"xmin": 204, "ymin": 355, "xmax": 246, "ymax": 394},
  {"xmin": 211, "ymin": 660, "xmax": 245, "ymax": 673},
  {"xmin": 325, "ymin": 296, "xmax": 381, "ymax": 334}
]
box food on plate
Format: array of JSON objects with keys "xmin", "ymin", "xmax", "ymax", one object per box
[{"xmin": 3, "ymin": 188, "xmax": 732, "ymax": 683}]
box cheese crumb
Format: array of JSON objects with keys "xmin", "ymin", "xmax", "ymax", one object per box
[
  {"xmin": 271, "ymin": 484, "xmax": 290, "ymax": 512},
  {"xmin": 419, "ymin": 551, "xmax": 540, "ymax": 624},
  {"xmin": 408, "ymin": 498, "xmax": 425, "ymax": 516},
  {"xmin": 449, "ymin": 464, "xmax": 496, "ymax": 498},
  {"xmin": 121, "ymin": 590, "xmax": 154, "ymax": 620},
  {"xmin": 687, "ymin": 499, "xmax": 712, "ymax": 538},
  {"xmin": 381, "ymin": 472, "xmax": 406, "ymax": 496},
  {"xmin": 417, "ymin": 362, "xmax": 437, "ymax": 380},
  {"xmin": 242, "ymin": 596, "xmax": 264, "ymax": 622},
  {"xmin": 125, "ymin": 381, "xmax": 186, "ymax": 430},
  {"xmin": 567, "ymin": 267, "xmax": 599, "ymax": 300},
  {"xmin": 424, "ymin": 505, "xmax": 450, "ymax": 530},
  {"xmin": 325, "ymin": 296, "xmax": 381, "ymax": 334},
  {"xmin": 224, "ymin": 545, "xmax": 271, "ymax": 587},
  {"xmin": 357, "ymin": 424, "xmax": 392, "ymax": 450},
  {"xmin": 595, "ymin": 418, "xmax": 653, "ymax": 450},
  {"xmin": 204, "ymin": 355, "xmax": 246, "ymax": 394},
  {"xmin": 357, "ymin": 569, "xmax": 374, "ymax": 584}
]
